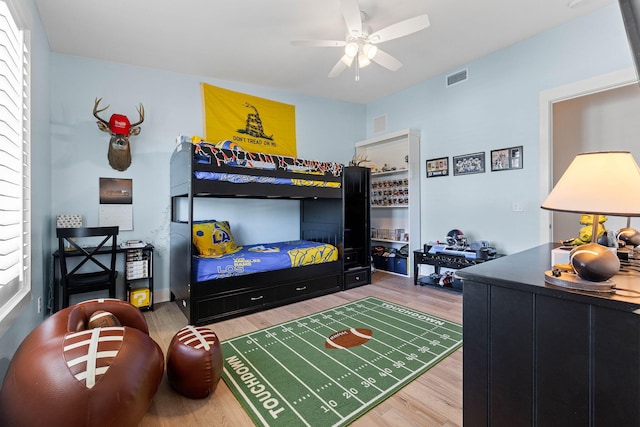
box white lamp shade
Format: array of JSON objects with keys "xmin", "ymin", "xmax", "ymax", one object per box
[
  {"xmin": 363, "ymin": 43, "xmax": 378, "ymax": 59},
  {"xmin": 541, "ymin": 151, "xmax": 640, "ymax": 216},
  {"xmin": 358, "ymin": 53, "xmax": 371, "ymax": 68},
  {"xmin": 344, "ymin": 42, "xmax": 358, "ymax": 58}
]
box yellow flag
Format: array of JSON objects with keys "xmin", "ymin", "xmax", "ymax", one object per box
[{"xmin": 201, "ymin": 83, "xmax": 297, "ymax": 157}]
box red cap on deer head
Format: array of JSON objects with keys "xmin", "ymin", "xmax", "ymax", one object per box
[
  {"xmin": 94, "ymin": 98, "xmax": 144, "ymax": 171},
  {"xmin": 108, "ymin": 114, "xmax": 131, "ymax": 135}
]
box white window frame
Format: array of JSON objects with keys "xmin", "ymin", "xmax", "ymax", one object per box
[{"xmin": 0, "ymin": 0, "xmax": 31, "ymax": 336}]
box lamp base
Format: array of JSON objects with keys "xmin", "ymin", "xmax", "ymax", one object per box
[{"xmin": 544, "ymin": 270, "xmax": 615, "ymax": 293}]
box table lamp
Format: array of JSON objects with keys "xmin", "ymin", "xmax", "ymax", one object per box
[{"xmin": 541, "ymin": 151, "xmax": 640, "ymax": 292}]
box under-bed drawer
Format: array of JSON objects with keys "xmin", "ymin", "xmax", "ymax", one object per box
[
  {"xmin": 278, "ymin": 275, "xmax": 340, "ymax": 299},
  {"xmin": 237, "ymin": 288, "xmax": 277, "ymax": 308},
  {"xmin": 195, "ymin": 288, "xmax": 276, "ymax": 321}
]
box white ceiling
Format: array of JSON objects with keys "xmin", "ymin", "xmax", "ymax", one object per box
[{"xmin": 34, "ymin": 0, "xmax": 617, "ymax": 104}]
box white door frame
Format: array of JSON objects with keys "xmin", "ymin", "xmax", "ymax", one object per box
[{"xmin": 538, "ymin": 67, "xmax": 638, "ymax": 243}]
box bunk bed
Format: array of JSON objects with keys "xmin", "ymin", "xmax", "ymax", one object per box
[{"xmin": 170, "ymin": 141, "xmax": 345, "ymax": 325}]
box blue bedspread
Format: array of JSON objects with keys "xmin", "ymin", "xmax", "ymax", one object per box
[{"xmin": 193, "ymin": 240, "xmax": 338, "ymax": 281}]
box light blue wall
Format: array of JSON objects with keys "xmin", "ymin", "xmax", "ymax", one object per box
[
  {"xmin": 50, "ymin": 56, "xmax": 366, "ymax": 302},
  {"xmin": 365, "ymin": 3, "xmax": 633, "ymax": 255},
  {"xmin": 0, "ymin": 0, "xmax": 51, "ymax": 379}
]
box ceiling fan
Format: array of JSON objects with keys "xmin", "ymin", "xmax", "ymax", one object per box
[{"xmin": 291, "ymin": 0, "xmax": 430, "ymax": 80}]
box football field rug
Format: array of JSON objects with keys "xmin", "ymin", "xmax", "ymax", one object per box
[{"xmin": 220, "ymin": 296, "xmax": 463, "ymax": 427}]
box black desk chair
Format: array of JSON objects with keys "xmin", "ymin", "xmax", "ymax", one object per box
[{"xmin": 56, "ymin": 226, "xmax": 119, "ymax": 310}]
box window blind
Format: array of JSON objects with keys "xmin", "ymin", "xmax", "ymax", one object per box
[{"xmin": 0, "ymin": 0, "xmax": 30, "ymax": 330}]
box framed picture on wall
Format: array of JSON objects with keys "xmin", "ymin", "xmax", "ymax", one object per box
[
  {"xmin": 453, "ymin": 152, "xmax": 485, "ymax": 175},
  {"xmin": 491, "ymin": 146, "xmax": 523, "ymax": 171},
  {"xmin": 426, "ymin": 157, "xmax": 449, "ymax": 178}
]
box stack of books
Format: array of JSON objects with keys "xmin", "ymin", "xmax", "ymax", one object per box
[{"xmin": 126, "ymin": 249, "xmax": 148, "ymax": 280}]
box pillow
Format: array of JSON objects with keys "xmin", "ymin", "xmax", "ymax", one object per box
[
  {"xmin": 214, "ymin": 140, "xmax": 243, "ymax": 151},
  {"xmin": 193, "ymin": 220, "xmax": 242, "ymax": 257}
]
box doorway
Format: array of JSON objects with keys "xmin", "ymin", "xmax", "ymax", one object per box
[{"xmin": 539, "ymin": 67, "xmax": 640, "ymax": 243}]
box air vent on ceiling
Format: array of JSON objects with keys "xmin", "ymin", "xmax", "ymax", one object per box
[
  {"xmin": 446, "ymin": 69, "xmax": 468, "ymax": 87},
  {"xmin": 373, "ymin": 114, "xmax": 387, "ymax": 133}
]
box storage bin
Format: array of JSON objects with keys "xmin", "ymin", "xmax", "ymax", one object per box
[
  {"xmin": 394, "ymin": 257, "xmax": 407, "ymax": 275},
  {"xmin": 372, "ymin": 255, "xmax": 385, "ymax": 269},
  {"xmin": 380, "ymin": 255, "xmax": 394, "ymax": 272}
]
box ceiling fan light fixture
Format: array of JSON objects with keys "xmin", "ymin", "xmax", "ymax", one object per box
[
  {"xmin": 345, "ymin": 41, "xmax": 359, "ymax": 58},
  {"xmin": 358, "ymin": 53, "xmax": 371, "ymax": 68},
  {"xmin": 298, "ymin": 0, "xmax": 431, "ymax": 80},
  {"xmin": 363, "ymin": 43, "xmax": 377, "ymax": 59}
]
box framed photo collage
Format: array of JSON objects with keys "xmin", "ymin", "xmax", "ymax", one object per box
[{"xmin": 426, "ymin": 146, "xmax": 523, "ymax": 178}]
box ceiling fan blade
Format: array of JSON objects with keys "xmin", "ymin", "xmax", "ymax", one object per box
[
  {"xmin": 341, "ymin": 0, "xmax": 362, "ymax": 36},
  {"xmin": 328, "ymin": 55, "xmax": 354, "ymax": 78},
  {"xmin": 369, "ymin": 14, "xmax": 430, "ymax": 43},
  {"xmin": 291, "ymin": 40, "xmax": 346, "ymax": 47},
  {"xmin": 371, "ymin": 49, "xmax": 403, "ymax": 71}
]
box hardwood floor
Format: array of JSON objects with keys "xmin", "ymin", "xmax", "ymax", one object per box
[{"xmin": 140, "ymin": 272, "xmax": 463, "ymax": 426}]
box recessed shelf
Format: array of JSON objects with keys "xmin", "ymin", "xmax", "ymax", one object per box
[
  {"xmin": 372, "ymin": 238, "xmax": 409, "ymax": 244},
  {"xmin": 356, "ymin": 129, "xmax": 420, "ymax": 279},
  {"xmin": 371, "ymin": 169, "xmax": 408, "ymax": 177}
]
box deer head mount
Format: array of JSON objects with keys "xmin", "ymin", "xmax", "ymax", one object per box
[{"xmin": 93, "ymin": 98, "xmax": 144, "ymax": 171}]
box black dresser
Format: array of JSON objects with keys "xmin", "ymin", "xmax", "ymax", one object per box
[{"xmin": 458, "ymin": 243, "xmax": 640, "ymax": 426}]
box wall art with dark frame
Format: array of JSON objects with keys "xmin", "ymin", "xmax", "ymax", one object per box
[
  {"xmin": 491, "ymin": 146, "xmax": 523, "ymax": 171},
  {"xmin": 453, "ymin": 152, "xmax": 485, "ymax": 176},
  {"xmin": 426, "ymin": 157, "xmax": 449, "ymax": 178}
]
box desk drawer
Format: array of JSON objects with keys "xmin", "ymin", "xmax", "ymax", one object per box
[{"xmin": 417, "ymin": 252, "xmax": 430, "ymax": 263}]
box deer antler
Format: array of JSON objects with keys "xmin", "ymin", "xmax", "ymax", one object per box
[
  {"xmin": 93, "ymin": 97, "xmax": 109, "ymax": 125},
  {"xmin": 130, "ymin": 104, "xmax": 144, "ymax": 127},
  {"xmin": 350, "ymin": 154, "xmax": 371, "ymax": 166}
]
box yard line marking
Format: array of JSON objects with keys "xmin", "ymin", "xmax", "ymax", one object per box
[
  {"xmin": 334, "ymin": 305, "xmax": 460, "ymax": 357},
  {"xmin": 304, "ymin": 312, "xmax": 416, "ymax": 370},
  {"xmin": 225, "ymin": 340, "xmax": 312, "ymax": 426},
  {"xmin": 264, "ymin": 321, "xmax": 388, "ymax": 395},
  {"xmin": 240, "ymin": 332, "xmax": 349, "ymax": 421},
  {"xmin": 364, "ymin": 298, "xmax": 462, "ymax": 335},
  {"xmin": 304, "ymin": 315, "xmax": 425, "ymax": 377},
  {"xmin": 224, "ymin": 299, "xmax": 370, "ymax": 344},
  {"xmin": 350, "ymin": 300, "xmax": 462, "ymax": 347},
  {"xmin": 221, "ymin": 364, "xmax": 281, "ymax": 427},
  {"xmin": 298, "ymin": 301, "xmax": 462, "ymax": 427},
  {"xmin": 329, "ymin": 340, "xmax": 463, "ymax": 427},
  {"xmin": 367, "ymin": 297, "xmax": 462, "ymax": 335},
  {"xmin": 304, "ymin": 302, "xmax": 461, "ymax": 370},
  {"xmin": 245, "ymin": 324, "xmax": 374, "ymax": 409}
]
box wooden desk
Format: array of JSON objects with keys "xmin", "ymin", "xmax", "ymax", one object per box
[
  {"xmin": 458, "ymin": 243, "xmax": 640, "ymax": 426},
  {"xmin": 52, "ymin": 244, "xmax": 154, "ymax": 313}
]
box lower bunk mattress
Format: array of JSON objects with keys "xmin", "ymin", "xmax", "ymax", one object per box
[{"xmin": 193, "ymin": 240, "xmax": 339, "ymax": 281}]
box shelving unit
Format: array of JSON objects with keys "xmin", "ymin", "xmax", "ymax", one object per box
[
  {"xmin": 124, "ymin": 245, "xmax": 154, "ymax": 311},
  {"xmin": 355, "ymin": 129, "xmax": 420, "ymax": 277}
]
